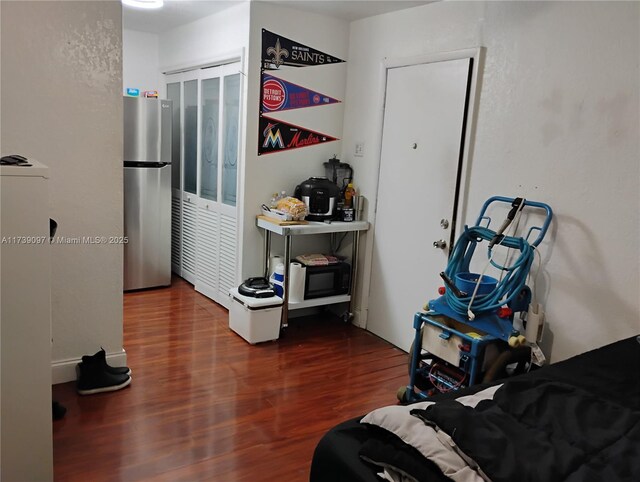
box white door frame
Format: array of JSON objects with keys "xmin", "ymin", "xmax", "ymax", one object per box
[{"xmin": 358, "ymin": 47, "xmax": 485, "ymax": 331}]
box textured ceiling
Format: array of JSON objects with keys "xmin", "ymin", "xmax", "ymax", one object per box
[{"xmin": 123, "ymin": 1, "xmax": 432, "ymax": 34}]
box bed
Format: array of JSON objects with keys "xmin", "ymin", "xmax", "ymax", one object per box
[{"xmin": 310, "ymin": 335, "xmax": 640, "ymax": 482}]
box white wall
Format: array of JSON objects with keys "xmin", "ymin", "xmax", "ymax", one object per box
[
  {"xmin": 124, "ymin": 2, "xmax": 251, "ymax": 101},
  {"xmin": 123, "ymin": 29, "xmax": 161, "ymax": 94},
  {"xmin": 1, "ymin": 1, "xmax": 125, "ymax": 382},
  {"xmin": 158, "ymin": 2, "xmax": 250, "ymax": 71},
  {"xmin": 343, "ymin": 1, "xmax": 640, "ymax": 362},
  {"xmin": 241, "ymin": 1, "xmax": 350, "ymax": 280}
]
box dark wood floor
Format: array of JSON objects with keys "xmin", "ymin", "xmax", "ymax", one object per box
[{"xmin": 52, "ymin": 277, "xmax": 408, "ymax": 481}]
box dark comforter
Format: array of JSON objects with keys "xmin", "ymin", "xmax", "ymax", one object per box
[
  {"xmin": 310, "ymin": 335, "xmax": 640, "ymax": 482},
  {"xmin": 411, "ymin": 378, "xmax": 640, "ymax": 481}
]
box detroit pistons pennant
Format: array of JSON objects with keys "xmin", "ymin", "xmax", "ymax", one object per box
[
  {"xmin": 262, "ymin": 29, "xmax": 345, "ymax": 70},
  {"xmin": 261, "ymin": 73, "xmax": 341, "ymax": 113},
  {"xmin": 259, "ymin": 116, "xmax": 338, "ymax": 155}
]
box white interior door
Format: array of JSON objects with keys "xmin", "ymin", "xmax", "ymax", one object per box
[{"xmin": 367, "ymin": 58, "xmax": 472, "ymax": 351}]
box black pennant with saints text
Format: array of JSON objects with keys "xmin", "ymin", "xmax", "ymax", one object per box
[{"xmin": 261, "ymin": 29, "xmax": 346, "ymax": 70}]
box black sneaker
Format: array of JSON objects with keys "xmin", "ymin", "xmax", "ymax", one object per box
[
  {"xmin": 81, "ymin": 348, "xmax": 131, "ymax": 376},
  {"xmin": 52, "ymin": 401, "xmax": 67, "ymax": 420},
  {"xmin": 76, "ymin": 360, "xmax": 131, "ymax": 395}
]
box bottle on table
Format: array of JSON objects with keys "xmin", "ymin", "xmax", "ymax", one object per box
[
  {"xmin": 269, "ymin": 192, "xmax": 280, "ymax": 209},
  {"xmin": 342, "ymin": 183, "xmax": 356, "ymax": 221},
  {"xmin": 344, "ymin": 183, "xmax": 357, "ymax": 207}
]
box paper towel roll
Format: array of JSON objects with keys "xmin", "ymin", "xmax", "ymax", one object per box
[
  {"xmin": 269, "ymin": 264, "xmax": 285, "ymax": 298},
  {"xmin": 289, "ymin": 262, "xmax": 306, "ymax": 303},
  {"xmin": 525, "ymin": 302, "xmax": 545, "ymax": 343},
  {"xmin": 269, "ymin": 255, "xmax": 283, "ymax": 277}
]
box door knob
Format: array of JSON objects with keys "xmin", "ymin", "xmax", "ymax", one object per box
[{"xmin": 433, "ymin": 239, "xmax": 447, "ymax": 249}]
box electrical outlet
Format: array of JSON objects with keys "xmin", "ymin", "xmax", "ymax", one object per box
[{"xmin": 354, "ymin": 142, "xmax": 364, "ymax": 157}]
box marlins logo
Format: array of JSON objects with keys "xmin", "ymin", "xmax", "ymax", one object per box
[{"xmin": 262, "ymin": 122, "xmax": 284, "ymax": 149}]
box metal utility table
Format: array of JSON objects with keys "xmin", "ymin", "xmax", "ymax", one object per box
[{"xmin": 256, "ymin": 218, "xmax": 369, "ymax": 327}]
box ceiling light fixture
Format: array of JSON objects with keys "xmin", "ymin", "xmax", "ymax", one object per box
[{"xmin": 122, "ymin": 0, "xmax": 164, "ymax": 10}]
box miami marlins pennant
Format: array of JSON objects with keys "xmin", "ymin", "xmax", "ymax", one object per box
[
  {"xmin": 262, "ymin": 29, "xmax": 345, "ymax": 70},
  {"xmin": 261, "ymin": 73, "xmax": 341, "ymax": 113},
  {"xmin": 259, "ymin": 116, "xmax": 339, "ymax": 155}
]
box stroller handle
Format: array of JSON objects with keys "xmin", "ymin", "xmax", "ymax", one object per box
[{"xmin": 475, "ymin": 196, "xmax": 553, "ymax": 247}]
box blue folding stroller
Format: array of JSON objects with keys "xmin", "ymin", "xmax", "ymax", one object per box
[{"xmin": 398, "ymin": 196, "xmax": 553, "ymax": 403}]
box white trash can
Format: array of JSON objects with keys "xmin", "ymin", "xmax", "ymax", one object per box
[{"xmin": 229, "ymin": 288, "xmax": 283, "ymax": 344}]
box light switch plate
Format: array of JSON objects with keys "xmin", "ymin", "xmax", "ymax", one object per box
[{"xmin": 354, "ymin": 142, "xmax": 364, "ymax": 157}]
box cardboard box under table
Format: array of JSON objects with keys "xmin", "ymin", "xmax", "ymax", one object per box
[{"xmin": 229, "ymin": 288, "xmax": 283, "ymax": 344}]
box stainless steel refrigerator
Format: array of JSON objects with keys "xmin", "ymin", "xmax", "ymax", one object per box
[{"xmin": 123, "ymin": 96, "xmax": 172, "ymax": 290}]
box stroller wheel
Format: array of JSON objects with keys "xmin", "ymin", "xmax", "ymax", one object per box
[
  {"xmin": 483, "ymin": 345, "xmax": 532, "ymax": 383},
  {"xmin": 396, "ymin": 386, "xmax": 408, "ymax": 403}
]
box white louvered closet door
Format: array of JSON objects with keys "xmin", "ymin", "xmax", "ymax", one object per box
[
  {"xmin": 165, "ymin": 62, "xmax": 241, "ymax": 308},
  {"xmin": 167, "ymin": 82, "xmax": 182, "ymax": 275},
  {"xmin": 193, "ymin": 64, "xmax": 241, "ymax": 309}
]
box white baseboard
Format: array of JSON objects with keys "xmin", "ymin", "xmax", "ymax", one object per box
[
  {"xmin": 52, "ymin": 348, "xmax": 127, "ymax": 385},
  {"xmin": 352, "ymin": 309, "xmax": 367, "ymax": 329}
]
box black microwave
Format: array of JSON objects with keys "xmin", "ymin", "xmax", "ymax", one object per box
[{"xmin": 304, "ymin": 262, "xmax": 350, "ymax": 299}]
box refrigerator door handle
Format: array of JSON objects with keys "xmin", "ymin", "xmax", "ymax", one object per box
[{"xmin": 123, "ymin": 161, "xmax": 170, "ymax": 168}]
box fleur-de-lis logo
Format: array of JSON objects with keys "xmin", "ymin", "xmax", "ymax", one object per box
[{"xmin": 266, "ymin": 38, "xmax": 289, "ymax": 68}]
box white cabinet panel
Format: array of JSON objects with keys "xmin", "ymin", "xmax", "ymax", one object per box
[{"xmin": 1, "ymin": 162, "xmax": 53, "ymax": 481}]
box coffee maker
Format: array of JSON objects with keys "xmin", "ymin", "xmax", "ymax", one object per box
[
  {"xmin": 323, "ymin": 156, "xmax": 353, "ymax": 196},
  {"xmin": 323, "ymin": 156, "xmax": 354, "ymax": 220}
]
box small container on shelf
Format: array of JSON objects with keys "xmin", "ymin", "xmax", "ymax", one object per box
[{"xmin": 341, "ymin": 183, "xmax": 356, "ymax": 222}]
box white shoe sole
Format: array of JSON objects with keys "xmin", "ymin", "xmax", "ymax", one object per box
[{"xmin": 77, "ymin": 376, "xmax": 131, "ymax": 395}]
